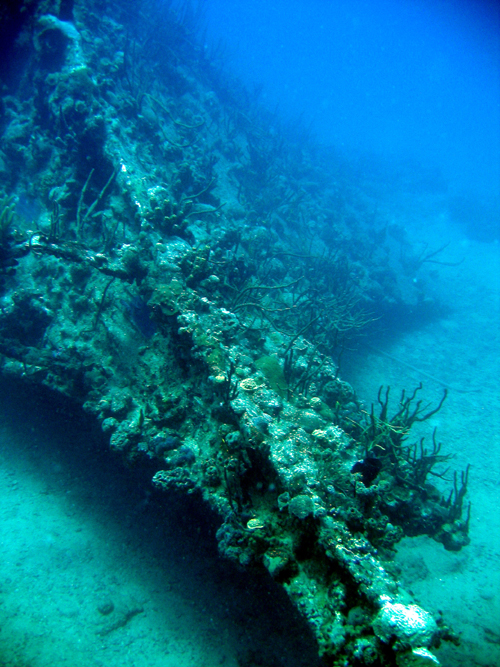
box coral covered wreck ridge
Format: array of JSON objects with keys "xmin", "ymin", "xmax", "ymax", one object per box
[{"xmin": 0, "ymin": 1, "xmax": 471, "ymax": 664}]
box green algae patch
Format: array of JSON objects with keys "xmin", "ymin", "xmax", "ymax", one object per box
[{"xmin": 255, "ymin": 355, "xmax": 287, "ymax": 396}]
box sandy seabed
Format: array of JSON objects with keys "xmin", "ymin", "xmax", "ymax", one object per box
[
  {"xmin": 343, "ymin": 219, "xmax": 500, "ymax": 667},
  {"xmin": 0, "ymin": 216, "xmax": 498, "ymax": 667}
]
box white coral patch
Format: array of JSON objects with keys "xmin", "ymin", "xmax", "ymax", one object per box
[{"xmin": 374, "ymin": 597, "xmax": 438, "ymax": 648}]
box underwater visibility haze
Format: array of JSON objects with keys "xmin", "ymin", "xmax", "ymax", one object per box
[
  {"xmin": 0, "ymin": 0, "xmax": 499, "ymax": 666},
  {"xmin": 204, "ymin": 0, "xmax": 500, "ymax": 203}
]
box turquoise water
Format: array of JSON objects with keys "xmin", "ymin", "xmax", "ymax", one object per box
[
  {"xmin": 0, "ymin": 1, "xmax": 499, "ymax": 665},
  {"xmin": 342, "ymin": 210, "xmax": 500, "ymax": 666},
  {"xmin": 0, "ymin": 384, "xmax": 319, "ymax": 667},
  {"xmin": 1, "ymin": 211, "xmax": 498, "ymax": 665}
]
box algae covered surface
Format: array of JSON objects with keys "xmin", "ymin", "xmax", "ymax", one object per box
[{"xmin": 0, "ymin": 1, "xmax": 495, "ymax": 666}]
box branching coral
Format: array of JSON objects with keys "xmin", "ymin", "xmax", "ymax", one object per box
[
  {"xmin": 350, "ymin": 384, "xmax": 470, "ymax": 550},
  {"xmin": 356, "ymin": 383, "xmax": 448, "ymax": 482}
]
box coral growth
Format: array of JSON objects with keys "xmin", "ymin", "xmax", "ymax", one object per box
[{"xmin": 0, "ymin": 2, "xmax": 470, "ymax": 665}]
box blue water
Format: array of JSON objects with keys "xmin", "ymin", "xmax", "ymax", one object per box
[
  {"xmin": 202, "ymin": 0, "xmax": 500, "ymax": 202},
  {"xmin": 1, "ymin": 1, "xmax": 499, "ymax": 666}
]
